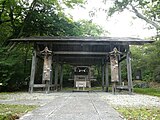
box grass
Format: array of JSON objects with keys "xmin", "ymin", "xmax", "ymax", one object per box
[
  {"xmin": 0, "ymin": 104, "xmax": 37, "ymax": 120},
  {"xmin": 134, "ymin": 88, "xmax": 160, "ymax": 97},
  {"xmin": 116, "ymin": 107, "xmax": 160, "ymax": 120}
]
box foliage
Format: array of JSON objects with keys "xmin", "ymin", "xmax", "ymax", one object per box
[
  {"xmin": 116, "ymin": 107, "xmax": 160, "ymax": 120},
  {"xmin": 134, "ymin": 88, "xmax": 160, "ymax": 97},
  {"xmin": 106, "ymin": 0, "xmax": 160, "ymax": 83},
  {"xmin": 108, "ymin": 0, "xmax": 160, "ymax": 30},
  {"xmin": 0, "ymin": 0, "xmax": 85, "ymax": 40},
  {"xmin": 74, "ymin": 20, "xmax": 106, "ymax": 36},
  {"xmin": 0, "ymin": 0, "xmax": 105, "ymax": 91},
  {"xmin": 0, "ymin": 104, "xmax": 37, "ymax": 120},
  {"xmin": 0, "ymin": 45, "xmax": 32, "ymax": 91},
  {"xmin": 131, "ymin": 39, "xmax": 160, "ymax": 82}
]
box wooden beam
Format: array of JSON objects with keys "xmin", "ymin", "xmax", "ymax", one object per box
[
  {"xmin": 59, "ymin": 56, "xmax": 104, "ymax": 59},
  {"xmin": 126, "ymin": 51, "xmax": 133, "ymax": 94},
  {"xmin": 119, "ymin": 55, "xmax": 126, "ymax": 63},
  {"xmin": 53, "ymin": 51, "xmax": 108, "ymax": 55},
  {"xmin": 29, "ymin": 49, "xmax": 37, "ymax": 93},
  {"xmin": 33, "ymin": 84, "xmax": 46, "ymax": 88},
  {"xmin": 69, "ymin": 62, "xmax": 102, "ymax": 66},
  {"xmin": 10, "ymin": 37, "xmax": 154, "ymax": 45},
  {"xmin": 59, "ymin": 59, "xmax": 102, "ymax": 65},
  {"xmin": 38, "ymin": 42, "xmax": 111, "ymax": 45}
]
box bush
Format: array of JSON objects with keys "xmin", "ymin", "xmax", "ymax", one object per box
[{"xmin": 154, "ymin": 65, "xmax": 160, "ymax": 83}]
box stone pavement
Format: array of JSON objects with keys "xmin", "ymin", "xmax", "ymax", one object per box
[{"xmin": 20, "ymin": 92, "xmax": 124, "ymax": 120}]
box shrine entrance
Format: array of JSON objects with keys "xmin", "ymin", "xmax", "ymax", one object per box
[{"xmin": 10, "ymin": 36, "xmax": 153, "ymax": 94}]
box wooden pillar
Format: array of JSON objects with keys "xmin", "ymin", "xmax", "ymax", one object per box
[
  {"xmin": 29, "ymin": 49, "xmax": 37, "ymax": 93},
  {"xmin": 105, "ymin": 62, "xmax": 109, "ymax": 92},
  {"xmin": 41, "ymin": 47, "xmax": 52, "ymax": 94},
  {"xmin": 126, "ymin": 49, "xmax": 133, "ymax": 94},
  {"xmin": 118, "ymin": 56, "xmax": 122, "ymax": 86},
  {"xmin": 45, "ymin": 56, "xmax": 52, "ymax": 93},
  {"xmin": 88, "ymin": 67, "xmax": 91, "ymax": 89},
  {"xmin": 60, "ymin": 64, "xmax": 63, "ymax": 90},
  {"xmin": 118, "ymin": 46, "xmax": 122, "ymax": 85},
  {"xmin": 50, "ymin": 56, "xmax": 53, "ymax": 85},
  {"xmin": 102, "ymin": 64, "xmax": 105, "ymax": 91},
  {"xmin": 54, "ymin": 62, "xmax": 59, "ymax": 91},
  {"xmin": 110, "ymin": 47, "xmax": 119, "ymax": 94}
]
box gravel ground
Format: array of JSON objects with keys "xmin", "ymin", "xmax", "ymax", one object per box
[
  {"xmin": 0, "ymin": 92, "xmax": 160, "ymax": 108},
  {"xmin": 0, "ymin": 92, "xmax": 65, "ymax": 106},
  {"xmin": 98, "ymin": 92, "xmax": 160, "ymax": 108}
]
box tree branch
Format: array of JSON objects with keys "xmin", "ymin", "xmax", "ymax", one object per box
[
  {"xmin": 130, "ymin": 4, "xmax": 160, "ymax": 30},
  {"xmin": 0, "ymin": 19, "xmax": 11, "ymax": 25},
  {"xmin": 17, "ymin": 0, "xmax": 38, "ymax": 38}
]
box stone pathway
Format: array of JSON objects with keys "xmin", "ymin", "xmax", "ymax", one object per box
[{"xmin": 20, "ymin": 92, "xmax": 123, "ymax": 120}]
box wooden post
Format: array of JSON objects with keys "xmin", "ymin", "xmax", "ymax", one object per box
[
  {"xmin": 54, "ymin": 62, "xmax": 58, "ymax": 91},
  {"xmin": 41, "ymin": 47, "xmax": 52, "ymax": 93},
  {"xmin": 110, "ymin": 48, "xmax": 119, "ymax": 94},
  {"xmin": 88, "ymin": 67, "xmax": 91, "ymax": 90},
  {"xmin": 29, "ymin": 49, "xmax": 37, "ymax": 93},
  {"xmin": 126, "ymin": 49, "xmax": 133, "ymax": 94},
  {"xmin": 50, "ymin": 56, "xmax": 53, "ymax": 89},
  {"xmin": 105, "ymin": 62, "xmax": 109, "ymax": 92},
  {"xmin": 45, "ymin": 56, "xmax": 52, "ymax": 93},
  {"xmin": 118, "ymin": 46, "xmax": 122, "ymax": 85},
  {"xmin": 112, "ymin": 83, "xmax": 116, "ymax": 95},
  {"xmin": 45, "ymin": 81, "xmax": 50, "ymax": 94},
  {"xmin": 118, "ymin": 55, "xmax": 122, "ymax": 86},
  {"xmin": 60, "ymin": 64, "xmax": 63, "ymax": 90},
  {"xmin": 102, "ymin": 64, "xmax": 105, "ymax": 91}
]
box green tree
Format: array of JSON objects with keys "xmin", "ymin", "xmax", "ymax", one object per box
[
  {"xmin": 131, "ymin": 39, "xmax": 160, "ymax": 82},
  {"xmin": 0, "ymin": 0, "xmax": 106, "ymax": 91},
  {"xmin": 74, "ymin": 20, "xmax": 106, "ymax": 36},
  {"xmin": 107, "ymin": 0, "xmax": 160, "ymax": 82},
  {"xmin": 108, "ymin": 0, "xmax": 160, "ymax": 31}
]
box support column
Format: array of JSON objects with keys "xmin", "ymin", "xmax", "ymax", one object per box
[
  {"xmin": 54, "ymin": 62, "xmax": 59, "ymax": 91},
  {"xmin": 118, "ymin": 55, "xmax": 122, "ymax": 86},
  {"xmin": 41, "ymin": 47, "xmax": 52, "ymax": 94},
  {"xmin": 60, "ymin": 64, "xmax": 63, "ymax": 90},
  {"xmin": 88, "ymin": 67, "xmax": 91, "ymax": 89},
  {"xmin": 110, "ymin": 47, "xmax": 119, "ymax": 94},
  {"xmin": 50, "ymin": 56, "xmax": 53, "ymax": 85},
  {"xmin": 102, "ymin": 64, "xmax": 105, "ymax": 91},
  {"xmin": 105, "ymin": 62, "xmax": 109, "ymax": 92},
  {"xmin": 126, "ymin": 50, "xmax": 133, "ymax": 94},
  {"xmin": 118, "ymin": 46, "xmax": 122, "ymax": 85},
  {"xmin": 45, "ymin": 56, "xmax": 52, "ymax": 93},
  {"xmin": 29, "ymin": 49, "xmax": 37, "ymax": 93}
]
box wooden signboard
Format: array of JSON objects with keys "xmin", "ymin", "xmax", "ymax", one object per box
[
  {"xmin": 110, "ymin": 55, "xmax": 119, "ymax": 82},
  {"xmin": 43, "ymin": 56, "xmax": 52, "ymax": 81},
  {"xmin": 41, "ymin": 47, "xmax": 52, "ymax": 81},
  {"xmin": 76, "ymin": 81, "xmax": 87, "ymax": 88}
]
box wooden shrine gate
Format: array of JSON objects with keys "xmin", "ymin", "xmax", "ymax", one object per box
[{"xmin": 9, "ymin": 36, "xmax": 153, "ymax": 94}]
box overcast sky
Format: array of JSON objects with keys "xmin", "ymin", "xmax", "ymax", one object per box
[{"xmin": 67, "ymin": 0, "xmax": 157, "ymax": 38}]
